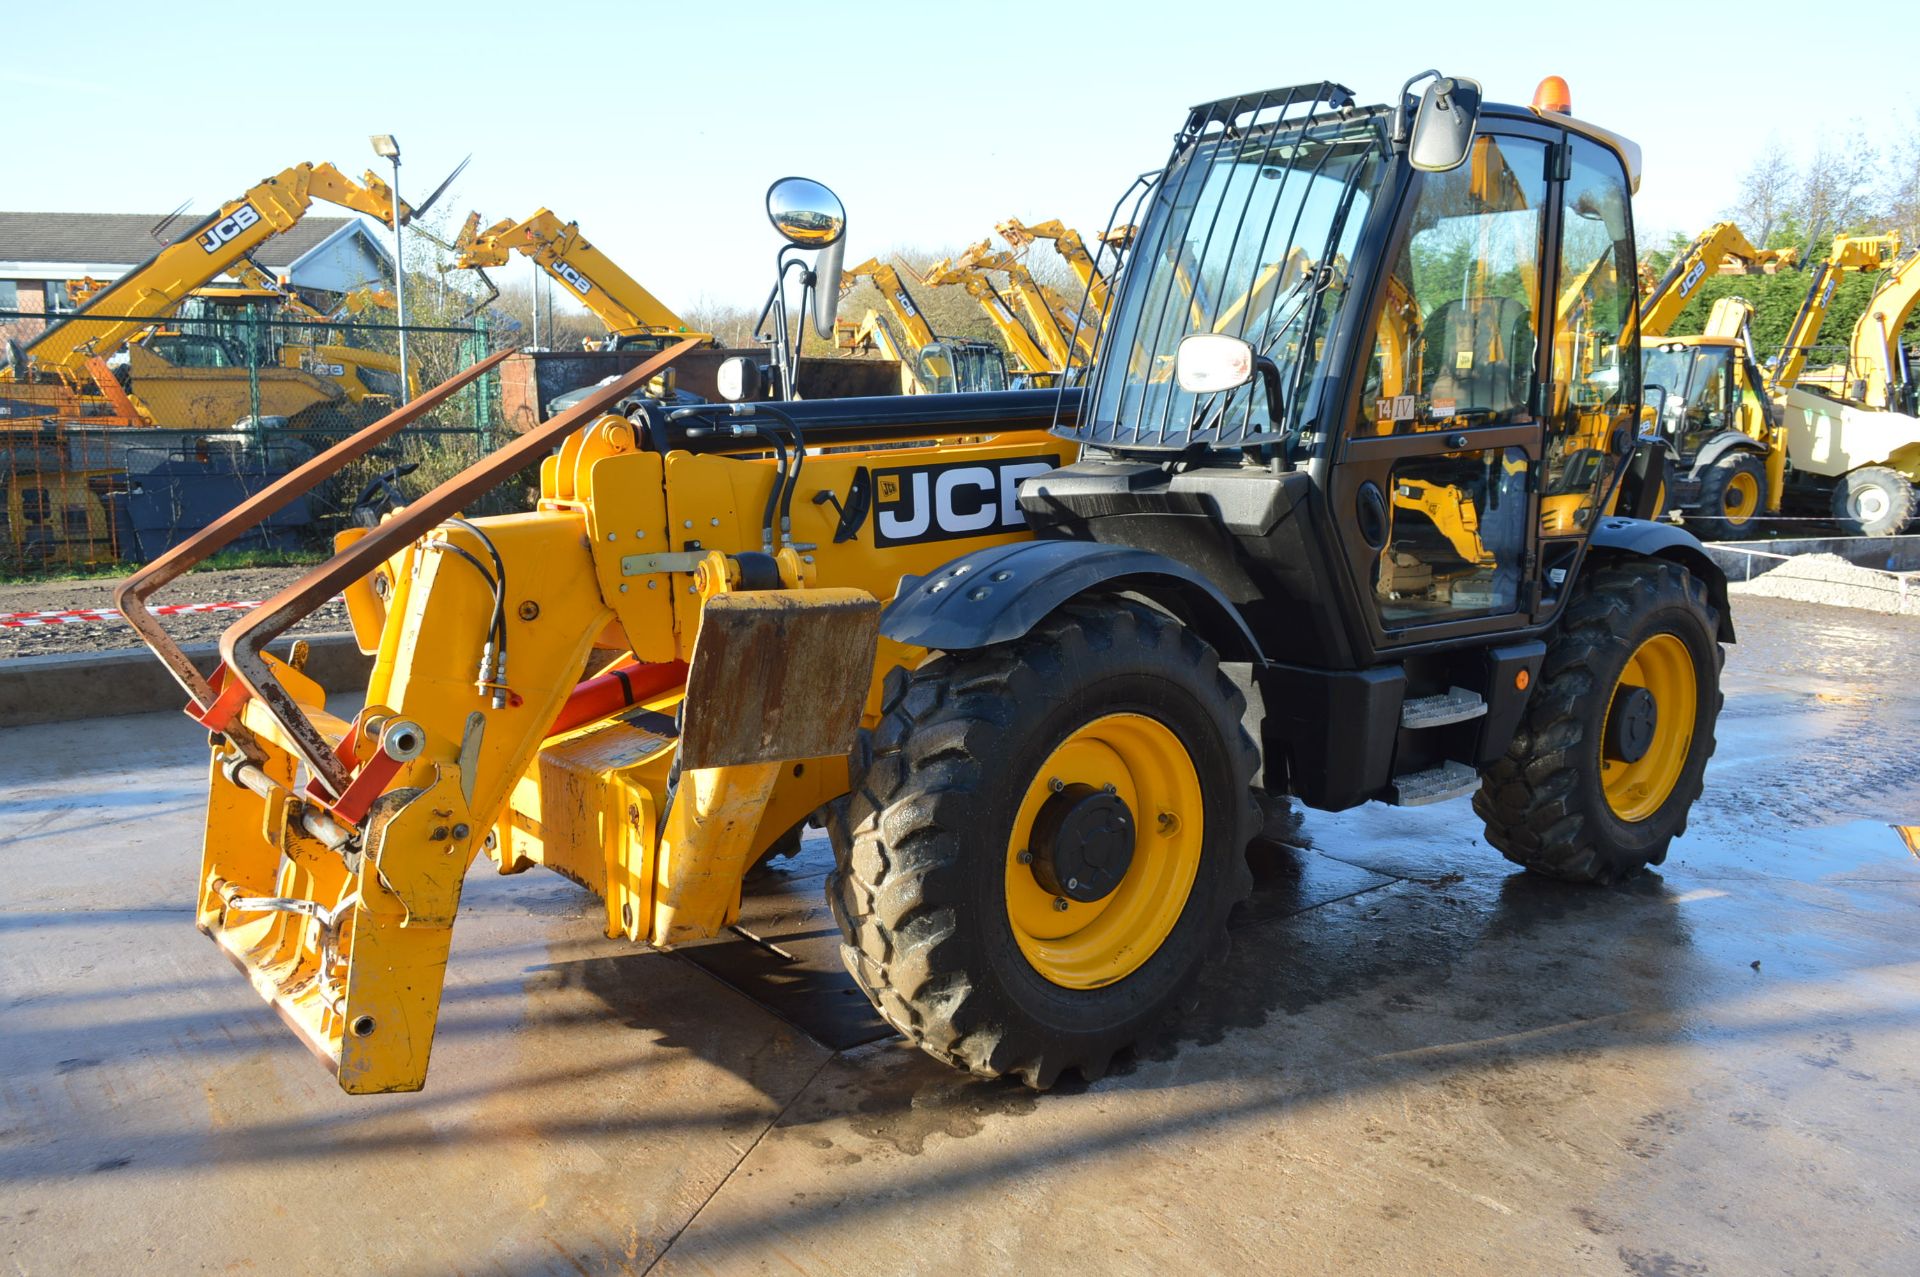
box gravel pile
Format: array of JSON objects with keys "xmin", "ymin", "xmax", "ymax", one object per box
[{"xmin": 1730, "ymin": 552, "xmax": 1920, "ymax": 617}]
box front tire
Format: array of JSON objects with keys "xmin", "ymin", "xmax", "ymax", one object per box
[
  {"xmin": 1474, "ymin": 561, "xmax": 1723, "ymax": 884},
  {"xmin": 828, "ymin": 598, "xmax": 1258, "ymax": 1087},
  {"xmin": 1831, "ymin": 465, "xmax": 1916, "ymax": 536},
  {"xmin": 1691, "ymin": 451, "xmax": 1766, "ymax": 540}
]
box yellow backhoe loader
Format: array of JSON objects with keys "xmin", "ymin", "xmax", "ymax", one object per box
[
  {"xmin": 123, "ymin": 74, "xmax": 1730, "ymax": 1099},
  {"xmin": 1640, "ymin": 233, "xmax": 1920, "ymax": 535}
]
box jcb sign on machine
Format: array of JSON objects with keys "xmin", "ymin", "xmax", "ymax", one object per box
[{"xmin": 124, "ymin": 72, "xmax": 1731, "ymax": 1093}]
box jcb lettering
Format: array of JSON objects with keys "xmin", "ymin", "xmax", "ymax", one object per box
[
  {"xmin": 1678, "ymin": 259, "xmax": 1706, "ymax": 298},
  {"xmin": 894, "ymin": 289, "xmax": 919, "ymax": 319},
  {"xmin": 554, "ymin": 261, "xmax": 594, "ymax": 296},
  {"xmin": 872, "ymin": 454, "xmax": 1059, "ymax": 547},
  {"xmin": 197, "ymin": 203, "xmax": 261, "ymax": 253}
]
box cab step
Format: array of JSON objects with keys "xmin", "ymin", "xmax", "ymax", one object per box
[
  {"xmin": 1400, "ymin": 686, "xmax": 1488, "ymax": 730},
  {"xmin": 1388, "ymin": 760, "xmax": 1480, "ymax": 807}
]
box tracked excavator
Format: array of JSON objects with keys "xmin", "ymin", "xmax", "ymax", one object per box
[
  {"xmin": 834, "ymin": 257, "xmax": 1008, "ymax": 394},
  {"xmin": 953, "ymin": 238, "xmax": 1097, "ymax": 367},
  {"xmin": 921, "ymin": 254, "xmax": 1065, "ymax": 384},
  {"xmin": 122, "ymin": 73, "xmax": 1730, "ymax": 1097}
]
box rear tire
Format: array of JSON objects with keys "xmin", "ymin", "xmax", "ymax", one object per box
[
  {"xmin": 1830, "ymin": 465, "xmax": 1916, "ymax": 536},
  {"xmin": 1690, "ymin": 452, "xmax": 1767, "ymax": 540},
  {"xmin": 1473, "ymin": 561, "xmax": 1723, "ymax": 884},
  {"xmin": 827, "ymin": 598, "xmax": 1258, "ymax": 1087}
]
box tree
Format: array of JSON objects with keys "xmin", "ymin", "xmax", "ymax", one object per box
[
  {"xmin": 1731, "ymin": 139, "xmax": 1796, "ymax": 250},
  {"xmin": 1887, "ymin": 104, "xmax": 1920, "ymax": 247},
  {"xmin": 1795, "ymin": 136, "xmax": 1886, "ymax": 256}
]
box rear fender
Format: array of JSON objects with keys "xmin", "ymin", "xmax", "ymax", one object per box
[
  {"xmin": 1687, "ymin": 430, "xmax": 1768, "ymax": 478},
  {"xmin": 880, "ymin": 538, "xmax": 1263, "ymax": 662}
]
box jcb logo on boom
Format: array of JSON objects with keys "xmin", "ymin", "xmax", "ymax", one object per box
[
  {"xmin": 198, "ymin": 203, "xmax": 262, "ymax": 253},
  {"xmin": 554, "ymin": 261, "xmax": 594, "ymax": 296},
  {"xmin": 872, "ymin": 453, "xmax": 1059, "ymax": 548},
  {"xmin": 1678, "ymin": 259, "xmax": 1707, "ymax": 298}
]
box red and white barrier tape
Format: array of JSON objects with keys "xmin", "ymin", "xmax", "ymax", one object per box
[{"xmin": 1, "ymin": 599, "xmax": 269, "ymax": 628}]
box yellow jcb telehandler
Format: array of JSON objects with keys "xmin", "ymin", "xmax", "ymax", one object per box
[{"xmin": 122, "ymin": 73, "xmax": 1730, "ymax": 1093}]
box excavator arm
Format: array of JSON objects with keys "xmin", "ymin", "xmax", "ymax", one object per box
[
  {"xmin": 922, "ymin": 256, "xmax": 1058, "ymax": 378},
  {"xmin": 1849, "ymin": 246, "xmax": 1920, "ymax": 410},
  {"xmin": 997, "ymin": 217, "xmax": 1113, "ymax": 313},
  {"xmin": 1640, "ymin": 221, "xmax": 1795, "ymax": 339},
  {"xmin": 1768, "ymin": 232, "xmax": 1902, "ymax": 394},
  {"xmin": 839, "ymin": 259, "xmax": 942, "ymax": 351},
  {"xmin": 10, "ymin": 163, "xmax": 406, "ymax": 387},
  {"xmin": 957, "ymin": 240, "xmax": 1085, "ymax": 368},
  {"xmin": 453, "ymin": 209, "xmax": 709, "ymax": 344}
]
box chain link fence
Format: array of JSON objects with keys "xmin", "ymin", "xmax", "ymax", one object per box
[{"xmin": 0, "ymin": 307, "xmax": 503, "ymax": 575}]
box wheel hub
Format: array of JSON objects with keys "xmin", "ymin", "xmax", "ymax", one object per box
[
  {"xmin": 1604, "ymin": 685, "xmax": 1658, "ymax": 764},
  {"xmin": 1029, "ymin": 783, "xmax": 1135, "ymax": 903}
]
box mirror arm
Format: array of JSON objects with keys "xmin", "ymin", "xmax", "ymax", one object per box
[{"xmin": 1391, "ymin": 68, "xmax": 1441, "ymax": 144}]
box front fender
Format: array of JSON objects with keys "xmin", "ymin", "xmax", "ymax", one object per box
[
  {"xmin": 1587, "ymin": 516, "xmax": 1735, "ymax": 642},
  {"xmin": 881, "ymin": 539, "xmax": 1263, "ymax": 661}
]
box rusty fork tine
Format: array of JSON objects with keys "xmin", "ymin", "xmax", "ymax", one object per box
[
  {"xmin": 113, "ymin": 349, "xmax": 516, "ymax": 716},
  {"xmin": 221, "ymin": 339, "xmax": 701, "ymax": 799}
]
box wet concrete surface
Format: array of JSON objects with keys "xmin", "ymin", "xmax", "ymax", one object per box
[{"xmin": 3, "ymin": 595, "xmax": 1917, "ymax": 1274}]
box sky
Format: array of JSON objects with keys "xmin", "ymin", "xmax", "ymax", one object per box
[{"xmin": 6, "ymin": 1, "xmax": 1915, "ymax": 315}]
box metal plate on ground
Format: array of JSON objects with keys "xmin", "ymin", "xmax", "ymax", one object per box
[{"xmin": 674, "ymin": 835, "xmax": 893, "ymax": 1051}]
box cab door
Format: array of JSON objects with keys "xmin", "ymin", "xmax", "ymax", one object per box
[{"xmin": 1327, "ymin": 124, "xmax": 1639, "ymax": 653}]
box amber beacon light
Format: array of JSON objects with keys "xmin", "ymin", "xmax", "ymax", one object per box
[{"xmin": 1533, "ymin": 75, "xmax": 1572, "ymax": 114}]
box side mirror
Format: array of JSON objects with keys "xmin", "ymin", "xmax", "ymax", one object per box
[
  {"xmin": 765, "ymin": 177, "xmax": 846, "ymax": 249},
  {"xmin": 1174, "ymin": 333, "xmax": 1256, "ymax": 394},
  {"xmin": 717, "ymin": 356, "xmax": 767, "ymax": 403},
  {"xmin": 811, "ymin": 235, "xmax": 845, "ymax": 340},
  {"xmin": 1407, "ymin": 75, "xmax": 1482, "ymax": 173}
]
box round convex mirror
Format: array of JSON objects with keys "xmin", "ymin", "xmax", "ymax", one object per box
[{"xmin": 766, "ymin": 177, "xmax": 846, "ymax": 248}]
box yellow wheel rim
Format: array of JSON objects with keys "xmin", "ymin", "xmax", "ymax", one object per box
[
  {"xmin": 1005, "ymin": 712, "xmax": 1204, "ymax": 989},
  {"xmin": 1723, "ymin": 469, "xmax": 1758, "ymax": 525},
  {"xmin": 1599, "ymin": 633, "xmax": 1697, "ymax": 823}
]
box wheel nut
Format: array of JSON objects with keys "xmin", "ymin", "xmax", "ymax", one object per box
[
  {"xmin": 1103, "ymin": 783, "xmax": 1116, "ymax": 795},
  {"xmin": 1016, "ymin": 850, "xmax": 1034, "ymax": 864},
  {"xmin": 1053, "ymin": 897, "xmax": 1069, "ymax": 912},
  {"xmin": 1048, "ymin": 777, "xmax": 1065, "ymax": 793}
]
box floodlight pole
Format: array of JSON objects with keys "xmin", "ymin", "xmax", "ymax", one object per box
[{"xmin": 372, "ymin": 134, "xmax": 409, "ymax": 403}]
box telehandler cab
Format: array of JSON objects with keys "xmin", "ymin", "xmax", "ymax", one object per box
[{"xmin": 121, "ymin": 72, "xmax": 1729, "ymax": 1093}]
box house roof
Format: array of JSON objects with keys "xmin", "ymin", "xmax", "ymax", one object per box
[{"xmin": 0, "ymin": 211, "xmax": 365, "ymax": 269}]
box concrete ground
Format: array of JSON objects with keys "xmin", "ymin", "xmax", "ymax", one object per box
[{"xmin": 3, "ymin": 595, "xmax": 1917, "ymax": 1275}]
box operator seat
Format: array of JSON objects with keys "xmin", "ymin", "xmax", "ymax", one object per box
[{"xmin": 1420, "ymin": 296, "xmax": 1535, "ymax": 419}]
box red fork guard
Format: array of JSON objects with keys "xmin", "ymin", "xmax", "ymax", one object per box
[{"xmin": 114, "ymin": 339, "xmax": 700, "ymax": 797}]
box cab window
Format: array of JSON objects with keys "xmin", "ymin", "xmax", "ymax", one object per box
[
  {"xmin": 1539, "ymin": 135, "xmax": 1636, "ymax": 535},
  {"xmin": 1358, "ymin": 134, "xmax": 1549, "ymax": 436}
]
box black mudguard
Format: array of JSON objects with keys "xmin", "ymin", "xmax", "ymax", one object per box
[
  {"xmin": 881, "ymin": 539, "xmax": 1263, "ymax": 661},
  {"xmin": 1587, "ymin": 516, "xmax": 1736, "ymax": 642},
  {"xmin": 1687, "ymin": 430, "xmax": 1768, "ymax": 479}
]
